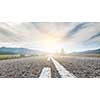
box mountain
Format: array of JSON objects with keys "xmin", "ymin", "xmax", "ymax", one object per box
[
  {"xmin": 82, "ymin": 48, "xmax": 100, "ymax": 54},
  {"xmin": 0, "ymin": 47, "xmax": 47, "ymax": 55},
  {"xmin": 72, "ymin": 48, "xmax": 100, "ymax": 54}
]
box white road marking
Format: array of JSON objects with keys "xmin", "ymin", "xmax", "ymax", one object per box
[
  {"xmin": 39, "ymin": 67, "xmax": 51, "ymax": 78},
  {"xmin": 47, "ymin": 57, "xmax": 50, "ymax": 61},
  {"xmin": 50, "ymin": 57, "xmax": 76, "ymax": 78}
]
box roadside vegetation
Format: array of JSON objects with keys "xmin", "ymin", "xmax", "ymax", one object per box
[
  {"xmin": 0, "ymin": 54, "xmax": 47, "ymax": 60},
  {"xmin": 69, "ymin": 54, "xmax": 100, "ymax": 58},
  {"xmin": 0, "ymin": 54, "xmax": 21, "ymax": 60}
]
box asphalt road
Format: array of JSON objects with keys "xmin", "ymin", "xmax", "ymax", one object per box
[
  {"xmin": 0, "ymin": 56, "xmax": 100, "ymax": 78},
  {"xmin": 0, "ymin": 56, "xmax": 61, "ymax": 78},
  {"xmin": 54, "ymin": 56, "xmax": 100, "ymax": 78}
]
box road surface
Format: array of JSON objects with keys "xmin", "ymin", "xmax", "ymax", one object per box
[
  {"xmin": 0, "ymin": 56, "xmax": 100, "ymax": 78},
  {"xmin": 0, "ymin": 56, "xmax": 60, "ymax": 78}
]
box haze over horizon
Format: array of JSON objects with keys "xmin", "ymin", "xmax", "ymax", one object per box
[{"xmin": 0, "ymin": 22, "xmax": 100, "ymax": 53}]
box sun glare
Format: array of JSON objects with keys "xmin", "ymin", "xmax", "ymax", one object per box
[{"xmin": 43, "ymin": 37, "xmax": 61, "ymax": 53}]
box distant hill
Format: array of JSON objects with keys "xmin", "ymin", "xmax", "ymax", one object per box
[
  {"xmin": 82, "ymin": 48, "xmax": 100, "ymax": 54},
  {"xmin": 72, "ymin": 48, "xmax": 100, "ymax": 54},
  {"xmin": 0, "ymin": 47, "xmax": 47, "ymax": 55}
]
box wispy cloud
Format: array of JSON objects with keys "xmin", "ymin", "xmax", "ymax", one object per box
[
  {"xmin": 87, "ymin": 32, "xmax": 100, "ymax": 41},
  {"xmin": 0, "ymin": 22, "xmax": 100, "ymax": 52}
]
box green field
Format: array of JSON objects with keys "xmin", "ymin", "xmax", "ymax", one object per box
[
  {"xmin": 0, "ymin": 54, "xmax": 21, "ymax": 60},
  {"xmin": 69, "ymin": 54, "xmax": 100, "ymax": 58},
  {"xmin": 54, "ymin": 53, "xmax": 100, "ymax": 58}
]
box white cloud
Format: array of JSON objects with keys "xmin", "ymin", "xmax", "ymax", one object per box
[{"xmin": 0, "ymin": 22, "xmax": 100, "ymax": 52}]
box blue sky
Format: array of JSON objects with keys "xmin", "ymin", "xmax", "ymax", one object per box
[{"xmin": 0, "ymin": 22, "xmax": 100, "ymax": 53}]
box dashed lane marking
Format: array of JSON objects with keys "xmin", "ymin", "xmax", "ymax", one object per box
[
  {"xmin": 39, "ymin": 67, "xmax": 51, "ymax": 78},
  {"xmin": 50, "ymin": 57, "xmax": 76, "ymax": 78}
]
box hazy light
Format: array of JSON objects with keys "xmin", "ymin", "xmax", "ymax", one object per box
[
  {"xmin": 42, "ymin": 35, "xmax": 62, "ymax": 53},
  {"xmin": 0, "ymin": 22, "xmax": 100, "ymax": 53}
]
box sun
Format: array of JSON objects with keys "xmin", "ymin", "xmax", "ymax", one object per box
[{"xmin": 42, "ymin": 37, "xmax": 61, "ymax": 53}]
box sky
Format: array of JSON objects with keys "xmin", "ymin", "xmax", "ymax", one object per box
[{"xmin": 0, "ymin": 22, "xmax": 100, "ymax": 53}]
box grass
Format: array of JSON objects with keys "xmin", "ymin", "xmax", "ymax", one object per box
[
  {"xmin": 53, "ymin": 54, "xmax": 100, "ymax": 59},
  {"xmin": 69, "ymin": 54, "xmax": 100, "ymax": 58},
  {"xmin": 0, "ymin": 54, "xmax": 21, "ymax": 60}
]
